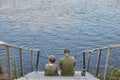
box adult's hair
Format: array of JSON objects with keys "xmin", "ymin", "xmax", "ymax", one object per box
[{"xmin": 64, "ymin": 48, "xmax": 70, "ymax": 53}]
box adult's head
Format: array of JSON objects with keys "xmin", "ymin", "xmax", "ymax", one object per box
[
  {"xmin": 49, "ymin": 55, "xmax": 56, "ymax": 63},
  {"xmin": 64, "ymin": 48, "xmax": 70, "ymax": 56}
]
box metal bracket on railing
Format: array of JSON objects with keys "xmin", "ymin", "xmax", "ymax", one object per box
[
  {"xmin": 103, "ymin": 47, "xmax": 112, "ymax": 80},
  {"xmin": 6, "ymin": 46, "xmax": 12, "ymax": 80},
  {"xmin": 95, "ymin": 49, "xmax": 102, "ymax": 77},
  {"xmin": 87, "ymin": 51, "xmax": 91, "ymax": 72},
  {"xmin": 19, "ymin": 48, "xmax": 24, "ymax": 76},
  {"xmin": 83, "ymin": 52, "xmax": 86, "ymax": 69},
  {"xmin": 30, "ymin": 50, "xmax": 34, "ymax": 71},
  {"xmin": 81, "ymin": 52, "xmax": 86, "ymax": 76},
  {"xmin": 36, "ymin": 51, "xmax": 40, "ymax": 71}
]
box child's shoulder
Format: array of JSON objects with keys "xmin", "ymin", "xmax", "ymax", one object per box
[{"xmin": 45, "ymin": 64, "xmax": 49, "ymax": 67}]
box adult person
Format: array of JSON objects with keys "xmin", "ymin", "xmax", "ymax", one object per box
[
  {"xmin": 44, "ymin": 55, "xmax": 58, "ymax": 76},
  {"xmin": 59, "ymin": 48, "xmax": 76, "ymax": 76}
]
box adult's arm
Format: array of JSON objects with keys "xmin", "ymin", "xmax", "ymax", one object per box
[{"xmin": 59, "ymin": 59, "xmax": 62, "ymax": 69}]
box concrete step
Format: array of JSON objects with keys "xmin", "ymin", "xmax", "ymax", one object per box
[{"xmin": 14, "ymin": 71, "xmax": 99, "ymax": 80}]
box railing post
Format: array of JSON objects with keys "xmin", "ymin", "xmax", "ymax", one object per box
[
  {"xmin": 95, "ymin": 49, "xmax": 102, "ymax": 77},
  {"xmin": 6, "ymin": 46, "xmax": 12, "ymax": 80},
  {"xmin": 87, "ymin": 51, "xmax": 91, "ymax": 72},
  {"xmin": 36, "ymin": 51, "xmax": 40, "ymax": 71},
  {"xmin": 19, "ymin": 48, "xmax": 24, "ymax": 76},
  {"xmin": 83, "ymin": 52, "xmax": 86, "ymax": 69},
  {"xmin": 103, "ymin": 47, "xmax": 112, "ymax": 80},
  {"xmin": 30, "ymin": 50, "xmax": 34, "ymax": 71}
]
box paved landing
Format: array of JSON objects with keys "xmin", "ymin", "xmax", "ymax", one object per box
[{"xmin": 15, "ymin": 71, "xmax": 99, "ymax": 80}]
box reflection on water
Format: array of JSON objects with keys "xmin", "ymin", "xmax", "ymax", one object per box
[{"xmin": 0, "ymin": 0, "xmax": 120, "ymax": 72}]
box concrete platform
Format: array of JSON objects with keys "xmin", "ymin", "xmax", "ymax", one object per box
[{"xmin": 14, "ymin": 71, "xmax": 99, "ymax": 80}]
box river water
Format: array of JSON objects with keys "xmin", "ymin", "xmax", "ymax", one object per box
[{"xmin": 0, "ymin": 0, "xmax": 120, "ymax": 72}]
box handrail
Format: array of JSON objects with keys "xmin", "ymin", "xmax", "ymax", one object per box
[
  {"xmin": 82, "ymin": 44, "xmax": 120, "ymax": 80},
  {"xmin": 83, "ymin": 44, "xmax": 120, "ymax": 53},
  {"xmin": 0, "ymin": 41, "xmax": 40, "ymax": 80},
  {"xmin": 0, "ymin": 41, "xmax": 39, "ymax": 51}
]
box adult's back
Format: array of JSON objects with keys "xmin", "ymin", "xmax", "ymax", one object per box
[{"xmin": 59, "ymin": 48, "xmax": 76, "ymax": 76}]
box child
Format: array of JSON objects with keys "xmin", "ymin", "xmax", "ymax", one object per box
[{"xmin": 44, "ymin": 55, "xmax": 58, "ymax": 76}]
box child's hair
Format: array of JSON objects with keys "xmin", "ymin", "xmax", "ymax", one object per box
[{"xmin": 49, "ymin": 55, "xmax": 55, "ymax": 63}]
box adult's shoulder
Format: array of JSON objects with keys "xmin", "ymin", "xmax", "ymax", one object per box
[
  {"xmin": 59, "ymin": 58, "xmax": 64, "ymax": 63},
  {"xmin": 70, "ymin": 56, "xmax": 75, "ymax": 59},
  {"xmin": 59, "ymin": 57, "xmax": 64, "ymax": 60}
]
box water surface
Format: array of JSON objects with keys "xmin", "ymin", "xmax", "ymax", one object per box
[{"xmin": 0, "ymin": 0, "xmax": 120, "ymax": 72}]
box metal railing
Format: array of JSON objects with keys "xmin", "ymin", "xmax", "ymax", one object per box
[
  {"xmin": 82, "ymin": 44, "xmax": 120, "ymax": 80},
  {"xmin": 1, "ymin": 41, "xmax": 120, "ymax": 80},
  {"xmin": 0, "ymin": 41, "xmax": 40, "ymax": 80}
]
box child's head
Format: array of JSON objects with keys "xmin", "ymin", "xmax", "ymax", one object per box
[{"xmin": 49, "ymin": 55, "xmax": 55, "ymax": 63}]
